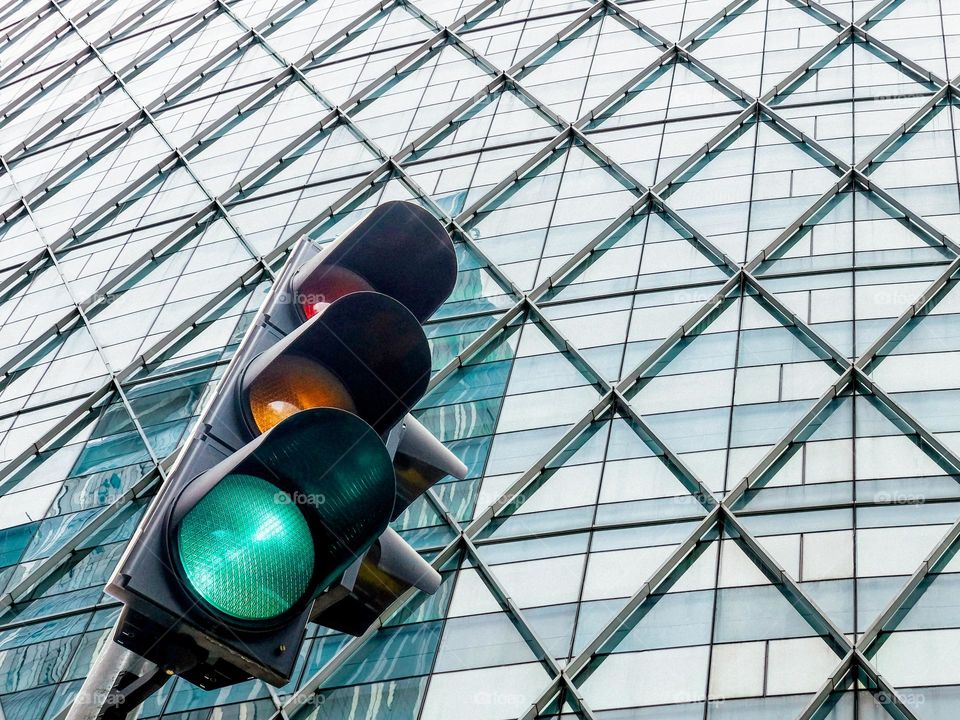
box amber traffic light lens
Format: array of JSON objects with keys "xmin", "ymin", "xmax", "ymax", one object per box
[
  {"xmin": 247, "ymin": 355, "xmax": 356, "ymax": 433},
  {"xmin": 298, "ymin": 265, "xmax": 373, "ymax": 319}
]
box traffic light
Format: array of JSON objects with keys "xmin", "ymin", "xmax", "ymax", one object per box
[{"xmin": 106, "ymin": 201, "xmax": 466, "ymax": 689}]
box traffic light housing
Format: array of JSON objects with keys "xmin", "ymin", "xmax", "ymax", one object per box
[{"xmin": 107, "ymin": 201, "xmax": 465, "ymax": 689}]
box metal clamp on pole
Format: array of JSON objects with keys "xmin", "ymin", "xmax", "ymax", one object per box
[{"xmin": 64, "ymin": 638, "xmax": 161, "ymax": 720}]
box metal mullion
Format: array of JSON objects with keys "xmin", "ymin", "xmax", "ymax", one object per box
[
  {"xmin": 603, "ymin": 0, "xmax": 673, "ymax": 50},
  {"xmin": 794, "ymin": 651, "xmax": 856, "ymax": 720},
  {"xmin": 731, "ymin": 492, "xmax": 960, "ymax": 519},
  {"xmin": 436, "ymin": 215, "xmax": 526, "ymax": 304},
  {"xmin": 674, "ymin": 44, "xmax": 755, "ymax": 105},
  {"xmin": 563, "ymin": 506, "xmax": 721, "ymax": 677},
  {"xmin": 460, "ymin": 533, "xmax": 566, "ymax": 677},
  {"xmin": 278, "ymin": 537, "xmax": 464, "ymax": 717},
  {"xmin": 853, "ymin": 650, "xmax": 924, "ymax": 720},
  {"xmin": 855, "ymin": 368, "xmax": 960, "ymax": 480},
  {"xmin": 0, "ymin": 0, "xmax": 99, "ymax": 86},
  {"xmin": 528, "ymin": 273, "xmax": 731, "ymax": 312},
  {"xmin": 443, "ymin": 24, "xmax": 501, "ymax": 77},
  {"xmin": 462, "ymin": 391, "xmax": 615, "ymax": 538},
  {"xmin": 611, "ymin": 390, "xmax": 719, "ymax": 507},
  {"xmin": 454, "ymin": 125, "xmax": 574, "ymax": 224},
  {"xmin": 0, "ymin": 0, "xmax": 45, "ymax": 31},
  {"xmin": 525, "ymin": 298, "xmax": 612, "ymax": 391},
  {"xmin": 0, "ymin": 0, "xmax": 143, "ymax": 89},
  {"xmin": 855, "ymin": 254, "xmax": 960, "ymax": 371},
  {"xmin": 755, "ymin": 255, "xmax": 955, "ymax": 284},
  {"xmin": 218, "ymin": 104, "xmax": 343, "ymax": 198},
  {"xmin": 389, "ymin": 61, "xmax": 565, "ymax": 170},
  {"xmin": 503, "ymin": 73, "xmax": 569, "ymax": 129},
  {"xmin": 853, "ymin": 168, "xmax": 960, "ymax": 254},
  {"xmin": 0, "ymin": 0, "xmax": 57, "ymax": 63},
  {"xmin": 337, "ymin": 27, "xmax": 450, "ymax": 117},
  {"xmin": 0, "ymin": 599, "xmax": 120, "ymax": 634},
  {"xmin": 723, "ymin": 508, "xmax": 852, "ymax": 652},
  {"xmin": 560, "ymin": 676, "xmax": 603, "ymax": 720},
  {"xmin": 850, "ymin": 22, "xmax": 947, "ymax": 87},
  {"xmin": 615, "ymin": 272, "xmax": 741, "ymax": 391},
  {"xmin": 401, "ymin": 0, "xmax": 446, "ymax": 32},
  {"xmin": 291, "ymin": 0, "xmax": 405, "ymax": 67},
  {"xmin": 743, "ymin": 169, "xmax": 854, "ymax": 273},
  {"xmin": 425, "ymin": 300, "xmax": 525, "ymax": 392},
  {"xmin": 516, "ymin": 677, "xmax": 563, "ymax": 720},
  {"xmin": 526, "ymin": 191, "xmax": 652, "ymax": 300},
  {"xmin": 0, "ymin": 461, "xmax": 167, "ymax": 616},
  {"xmin": 784, "ymin": 0, "xmax": 849, "ymax": 29},
  {"xmin": 758, "ymin": 100, "xmax": 851, "ymax": 172},
  {"xmin": 856, "ymin": 84, "xmax": 953, "ymax": 171},
  {"xmin": 394, "ymin": 70, "xmax": 510, "ymax": 159},
  {"xmin": 473, "ymin": 508, "xmax": 710, "ymax": 550},
  {"xmin": 758, "ymin": 25, "xmax": 853, "ymax": 103},
  {"xmin": 110, "ymin": 376, "xmax": 165, "ymax": 472},
  {"xmin": 445, "ymin": 0, "xmax": 505, "ymax": 33},
  {"xmin": 722, "ymin": 367, "xmax": 854, "ymax": 507},
  {"xmin": 253, "ymin": 159, "xmax": 390, "ymax": 265},
  {"xmin": 648, "ymin": 191, "xmax": 741, "ymax": 273},
  {"xmin": 678, "ymin": 0, "xmax": 754, "ymax": 49},
  {"xmin": 856, "ymin": 0, "xmax": 900, "ymax": 26},
  {"xmin": 568, "ymin": 124, "xmax": 646, "ymax": 194},
  {"xmin": 0, "ymin": 257, "xmax": 271, "ymax": 512},
  {"xmin": 651, "ymin": 102, "xmax": 759, "ymax": 195},
  {"xmin": 573, "ymin": 45, "xmax": 679, "ymax": 129},
  {"xmin": 506, "ymin": 0, "xmax": 605, "ymax": 79},
  {"xmin": 0, "ymin": 0, "xmax": 221, "ymax": 143},
  {"xmin": 857, "ymin": 511, "xmax": 960, "ymax": 651},
  {"xmin": 742, "ymin": 270, "xmax": 850, "ymax": 368}
]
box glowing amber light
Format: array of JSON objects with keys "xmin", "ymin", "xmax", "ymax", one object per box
[
  {"xmin": 299, "ymin": 266, "xmax": 373, "ymax": 319},
  {"xmin": 247, "ymin": 355, "xmax": 356, "ymax": 432}
]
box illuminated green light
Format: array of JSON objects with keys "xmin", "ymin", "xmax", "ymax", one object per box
[{"xmin": 176, "ymin": 473, "xmax": 314, "ymax": 621}]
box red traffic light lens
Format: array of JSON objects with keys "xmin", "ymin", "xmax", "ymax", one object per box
[
  {"xmin": 297, "ymin": 265, "xmax": 373, "ymax": 319},
  {"xmin": 247, "ymin": 355, "xmax": 356, "ymax": 433}
]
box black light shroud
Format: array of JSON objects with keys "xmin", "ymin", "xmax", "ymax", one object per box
[
  {"xmin": 240, "ymin": 291, "xmax": 431, "ymax": 435},
  {"xmin": 292, "ymin": 201, "xmax": 458, "ymax": 323}
]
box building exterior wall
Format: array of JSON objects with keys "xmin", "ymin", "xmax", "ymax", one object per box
[{"xmin": 0, "ymin": 0, "xmax": 959, "ymax": 718}]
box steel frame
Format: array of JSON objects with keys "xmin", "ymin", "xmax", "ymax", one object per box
[{"xmin": 3, "ymin": 0, "xmax": 958, "ymax": 717}]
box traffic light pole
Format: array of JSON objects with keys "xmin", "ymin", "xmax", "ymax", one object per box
[{"xmin": 64, "ymin": 628, "xmax": 171, "ymax": 720}]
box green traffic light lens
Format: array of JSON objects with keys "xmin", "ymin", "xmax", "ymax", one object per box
[{"xmin": 176, "ymin": 473, "xmax": 314, "ymax": 621}]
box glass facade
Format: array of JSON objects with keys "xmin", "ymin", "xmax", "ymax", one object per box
[{"xmin": 3, "ymin": 0, "xmax": 960, "ymax": 717}]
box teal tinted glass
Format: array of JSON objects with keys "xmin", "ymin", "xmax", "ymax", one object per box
[{"xmin": 177, "ymin": 473, "xmax": 314, "ymax": 621}]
